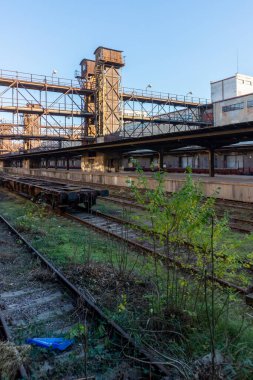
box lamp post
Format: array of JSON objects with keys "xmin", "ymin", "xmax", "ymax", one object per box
[
  {"xmin": 52, "ymin": 69, "xmax": 57, "ymax": 84},
  {"xmin": 146, "ymin": 84, "xmax": 152, "ymax": 92}
]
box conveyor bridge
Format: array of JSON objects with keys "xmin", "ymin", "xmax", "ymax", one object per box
[{"xmin": 0, "ymin": 46, "xmax": 212, "ymax": 153}]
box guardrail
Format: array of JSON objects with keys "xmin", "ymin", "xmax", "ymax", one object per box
[
  {"xmin": 123, "ymin": 111, "xmax": 197, "ymax": 121},
  {"xmin": 0, "ymin": 69, "xmax": 209, "ymax": 104},
  {"xmin": 0, "ymin": 69, "xmax": 95, "ymax": 90},
  {"xmin": 122, "ymin": 87, "xmax": 210, "ymax": 105},
  {"xmin": 0, "ymin": 69, "xmax": 81, "ymax": 87},
  {"xmin": 0, "ymin": 97, "xmax": 85, "ymax": 112}
]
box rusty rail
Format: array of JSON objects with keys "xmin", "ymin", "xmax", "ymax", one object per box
[
  {"xmin": 64, "ymin": 210, "xmax": 248, "ymax": 295},
  {"xmin": 0, "ymin": 214, "xmax": 171, "ymax": 378}
]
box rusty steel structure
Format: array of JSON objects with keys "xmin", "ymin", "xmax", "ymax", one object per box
[
  {"xmin": 0, "ymin": 174, "xmax": 108, "ymax": 209},
  {"xmin": 0, "ymin": 46, "xmax": 212, "ymax": 154}
]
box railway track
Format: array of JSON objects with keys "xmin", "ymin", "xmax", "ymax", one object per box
[
  {"xmin": 98, "ymin": 195, "xmax": 253, "ymax": 234},
  {"xmin": 1, "ymin": 181, "xmax": 253, "ymax": 378},
  {"xmin": 6, "ymin": 173, "xmax": 253, "ymax": 233},
  {"xmin": 97, "ymin": 195, "xmax": 145, "ymax": 210},
  {"xmin": 0, "ymin": 214, "xmax": 171, "ymax": 379},
  {"xmin": 64, "ymin": 208, "xmax": 249, "ymax": 296}
]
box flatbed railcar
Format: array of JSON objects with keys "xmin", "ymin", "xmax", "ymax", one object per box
[{"xmin": 0, "ymin": 174, "xmax": 108, "ymax": 210}]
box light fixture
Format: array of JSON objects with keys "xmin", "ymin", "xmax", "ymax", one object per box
[{"xmin": 146, "ymin": 84, "xmax": 152, "ymax": 91}]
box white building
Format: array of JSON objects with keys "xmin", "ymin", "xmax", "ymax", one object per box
[
  {"xmin": 211, "ymin": 73, "xmax": 253, "ymax": 127},
  {"xmin": 211, "ymin": 73, "xmax": 253, "ymax": 102}
]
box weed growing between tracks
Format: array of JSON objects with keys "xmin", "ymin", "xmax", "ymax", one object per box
[
  {"xmin": 128, "ymin": 167, "xmax": 253, "ymax": 378},
  {"xmin": 95, "ymin": 192, "xmax": 253, "ymax": 268},
  {"xmin": 0, "ymin": 342, "xmax": 30, "ymax": 379},
  {"xmin": 1, "ymin": 186, "xmax": 253, "ymax": 378}
]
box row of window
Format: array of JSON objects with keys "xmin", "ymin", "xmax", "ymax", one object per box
[
  {"xmin": 222, "ymin": 102, "xmax": 244, "ymax": 112},
  {"xmin": 179, "ymin": 155, "xmax": 244, "ymax": 169},
  {"xmin": 222, "ymin": 100, "xmax": 253, "ymax": 112},
  {"xmin": 41, "ymin": 159, "xmax": 81, "ymax": 168}
]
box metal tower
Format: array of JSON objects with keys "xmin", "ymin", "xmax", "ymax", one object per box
[{"xmin": 94, "ymin": 47, "xmax": 124, "ymax": 136}]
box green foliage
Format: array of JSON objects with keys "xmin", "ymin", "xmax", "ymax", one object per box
[
  {"xmin": 68, "ymin": 323, "xmax": 87, "ymax": 340},
  {"xmin": 129, "ymin": 165, "xmax": 250, "ymax": 287},
  {"xmin": 2, "ymin": 182, "xmax": 253, "ymax": 378},
  {"xmin": 15, "ymin": 202, "xmax": 48, "ymax": 233},
  {"xmin": 117, "ymin": 293, "xmax": 127, "ymax": 313},
  {"xmin": 128, "ymin": 165, "xmax": 253, "ymax": 377}
]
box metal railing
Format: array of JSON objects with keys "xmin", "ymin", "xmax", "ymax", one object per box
[
  {"xmin": 122, "ymin": 87, "xmax": 210, "ymax": 105},
  {"xmin": 0, "ymin": 97, "xmax": 86, "ymax": 113},
  {"xmin": 0, "ymin": 69, "xmax": 209, "ymax": 104},
  {"xmin": 0, "ymin": 69, "xmax": 82, "ymax": 88},
  {"xmin": 123, "ymin": 111, "xmax": 198, "ymax": 122}
]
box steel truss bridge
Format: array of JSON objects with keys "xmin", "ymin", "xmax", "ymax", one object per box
[{"xmin": 0, "ymin": 53, "xmax": 212, "ymax": 154}]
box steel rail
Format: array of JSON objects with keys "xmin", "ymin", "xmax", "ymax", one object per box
[
  {"xmin": 2, "ymin": 171, "xmax": 252, "ymax": 233},
  {"xmin": 64, "ymin": 210, "xmax": 248, "ymax": 295},
  {"xmin": 94, "ymin": 209, "xmax": 253, "ymax": 275},
  {"xmin": 99, "ymin": 195, "xmax": 253, "ymax": 234},
  {"xmin": 0, "ymin": 214, "xmax": 171, "ymax": 378}
]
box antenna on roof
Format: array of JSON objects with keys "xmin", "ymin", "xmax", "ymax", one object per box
[{"xmin": 236, "ymin": 48, "xmax": 239, "ymax": 74}]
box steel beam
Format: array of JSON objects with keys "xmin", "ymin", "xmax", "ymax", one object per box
[
  {"xmin": 0, "ymin": 104, "xmax": 91, "ymax": 117},
  {"xmin": 209, "ymin": 148, "xmax": 215, "ymax": 177}
]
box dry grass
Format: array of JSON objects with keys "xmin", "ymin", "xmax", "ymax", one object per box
[
  {"xmin": 0, "ymin": 341, "xmax": 30, "ymax": 379},
  {"xmin": 0, "ymin": 252, "xmax": 18, "ymax": 262},
  {"xmin": 28, "ymin": 267, "xmax": 56, "ymax": 282}
]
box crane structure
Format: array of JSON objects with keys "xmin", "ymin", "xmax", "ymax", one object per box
[{"xmin": 0, "ymin": 47, "xmax": 212, "ymax": 154}]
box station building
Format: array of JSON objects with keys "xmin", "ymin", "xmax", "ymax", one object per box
[{"xmin": 120, "ymin": 73, "xmax": 253, "ymax": 174}]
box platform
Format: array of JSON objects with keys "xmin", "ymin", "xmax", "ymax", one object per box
[{"xmin": 2, "ymin": 167, "xmax": 253, "ymax": 203}]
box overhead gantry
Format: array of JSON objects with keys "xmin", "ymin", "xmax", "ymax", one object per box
[{"xmin": 0, "ymin": 47, "xmax": 212, "ymax": 153}]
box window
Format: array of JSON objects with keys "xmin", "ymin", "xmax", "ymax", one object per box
[
  {"xmin": 247, "ymin": 100, "xmax": 253, "ymax": 108},
  {"xmin": 179, "ymin": 156, "xmax": 193, "ymax": 168},
  {"xmin": 225, "ymin": 155, "xmax": 243, "ymax": 169},
  {"xmin": 222, "ymin": 102, "xmax": 244, "ymax": 112}
]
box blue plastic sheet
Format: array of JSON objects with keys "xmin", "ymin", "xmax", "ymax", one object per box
[{"xmin": 26, "ymin": 337, "xmax": 74, "ymax": 351}]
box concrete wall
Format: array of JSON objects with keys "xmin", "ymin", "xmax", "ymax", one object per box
[
  {"xmin": 3, "ymin": 166, "xmax": 253, "ymax": 203},
  {"xmin": 213, "ymin": 93, "xmax": 253, "ymax": 127}
]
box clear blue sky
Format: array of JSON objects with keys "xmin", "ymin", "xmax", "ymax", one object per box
[{"xmin": 1, "ymin": 0, "xmax": 253, "ymax": 99}]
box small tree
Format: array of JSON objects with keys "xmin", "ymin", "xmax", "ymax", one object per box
[{"xmin": 129, "ymin": 165, "xmax": 248, "ymax": 377}]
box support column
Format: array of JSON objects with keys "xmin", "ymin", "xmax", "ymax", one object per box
[
  {"xmin": 159, "ymin": 148, "xmax": 164, "ymax": 171},
  {"xmin": 81, "ymin": 155, "xmax": 86, "ymax": 172},
  {"xmin": 66, "ymin": 157, "xmax": 69, "ymax": 171},
  {"xmin": 208, "ymin": 148, "xmax": 215, "ymax": 177},
  {"xmin": 23, "ymin": 159, "xmax": 30, "ymax": 172},
  {"xmin": 94, "ymin": 47, "xmax": 124, "ymax": 136},
  {"xmin": 23, "ymin": 104, "xmax": 41, "ymax": 150}
]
